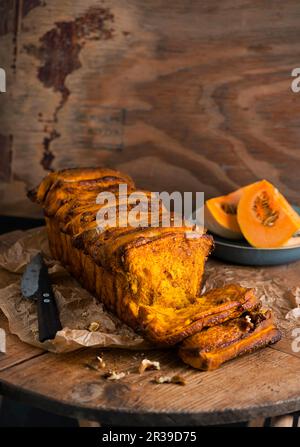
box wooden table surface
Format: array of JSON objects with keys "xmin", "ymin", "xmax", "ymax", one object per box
[
  {"xmin": 1, "ymin": 1, "xmax": 300, "ymax": 219},
  {"xmin": 1, "ymin": 304, "xmax": 300, "ymax": 426},
  {"xmin": 0, "ymin": 225, "xmax": 299, "ymax": 425}
]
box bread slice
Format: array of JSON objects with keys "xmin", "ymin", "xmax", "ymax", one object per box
[
  {"xmin": 30, "ymin": 168, "xmax": 280, "ymax": 358},
  {"xmin": 138, "ymin": 284, "xmax": 260, "ymax": 345},
  {"xmin": 178, "ymin": 309, "xmax": 281, "ymax": 370},
  {"xmin": 29, "ymin": 168, "xmax": 218, "ymax": 339}
]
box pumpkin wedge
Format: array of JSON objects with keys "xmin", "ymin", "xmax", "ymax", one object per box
[
  {"xmin": 237, "ymin": 180, "xmax": 300, "ymax": 248},
  {"xmin": 204, "ymin": 186, "xmax": 245, "ymax": 239}
]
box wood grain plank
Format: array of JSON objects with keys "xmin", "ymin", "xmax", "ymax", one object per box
[
  {"xmin": 0, "ymin": 1, "xmax": 300, "ymax": 217},
  {"xmin": 0, "ymin": 312, "xmax": 44, "ymax": 372},
  {"xmin": 0, "ymin": 344, "xmax": 299, "ymax": 425},
  {"xmin": 0, "ymin": 0, "xmax": 15, "ymax": 185},
  {"xmin": 270, "ymin": 338, "xmax": 300, "ymax": 359}
]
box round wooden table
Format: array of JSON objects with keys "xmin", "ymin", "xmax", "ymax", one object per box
[
  {"xmin": 1, "ymin": 309, "xmax": 300, "ymax": 426},
  {"xmin": 0, "ymin": 226, "xmax": 300, "ymax": 426}
]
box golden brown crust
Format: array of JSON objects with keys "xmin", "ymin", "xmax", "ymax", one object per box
[
  {"xmin": 32, "ymin": 168, "xmax": 279, "ymax": 355},
  {"xmin": 178, "ymin": 309, "xmax": 281, "ymax": 370},
  {"xmin": 28, "ymin": 167, "xmax": 136, "ymax": 212},
  {"xmin": 138, "ymin": 284, "xmax": 260, "ymax": 345},
  {"xmin": 36, "ymin": 168, "xmax": 216, "ymax": 339}
]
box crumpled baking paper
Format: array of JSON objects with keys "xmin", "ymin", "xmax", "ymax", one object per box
[
  {"xmin": 0, "ymin": 227, "xmax": 149, "ymax": 353},
  {"xmin": 0, "ymin": 227, "xmax": 299, "ymax": 355},
  {"xmin": 203, "ymin": 259, "xmax": 300, "ymax": 356}
]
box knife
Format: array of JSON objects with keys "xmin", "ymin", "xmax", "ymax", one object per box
[{"xmin": 21, "ymin": 253, "xmax": 62, "ymax": 342}]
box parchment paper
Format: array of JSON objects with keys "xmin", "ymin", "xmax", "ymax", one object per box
[
  {"xmin": 0, "ymin": 227, "xmax": 148, "ymax": 353},
  {"xmin": 203, "ymin": 258, "xmax": 300, "ymax": 357},
  {"xmin": 0, "ymin": 227, "xmax": 299, "ymax": 355}
]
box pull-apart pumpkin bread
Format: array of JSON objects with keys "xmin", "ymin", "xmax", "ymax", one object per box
[
  {"xmin": 138, "ymin": 284, "xmax": 260, "ymax": 345},
  {"xmin": 179, "ymin": 309, "xmax": 281, "ymax": 370},
  {"xmin": 29, "ymin": 168, "xmax": 280, "ymax": 363}
]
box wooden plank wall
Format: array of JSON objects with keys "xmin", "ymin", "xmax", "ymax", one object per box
[{"xmin": 0, "ymin": 0, "xmax": 300, "ymax": 217}]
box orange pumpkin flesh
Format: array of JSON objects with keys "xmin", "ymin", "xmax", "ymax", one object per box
[
  {"xmin": 237, "ymin": 180, "xmax": 300, "ymax": 248},
  {"xmin": 205, "ymin": 187, "xmax": 245, "ymax": 239}
]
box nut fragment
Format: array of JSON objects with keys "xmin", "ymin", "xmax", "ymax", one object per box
[
  {"xmin": 139, "ymin": 359, "xmax": 160, "ymax": 374},
  {"xmin": 88, "ymin": 322, "xmax": 100, "ymax": 332},
  {"xmin": 242, "ymin": 314, "xmax": 254, "ymax": 331},
  {"xmin": 103, "ymin": 371, "xmax": 126, "ymax": 381},
  {"xmin": 84, "ymin": 355, "xmax": 106, "ymax": 371},
  {"xmin": 84, "ymin": 361, "xmax": 100, "ymax": 371},
  {"xmin": 286, "ymin": 287, "xmax": 300, "ymax": 308},
  {"xmin": 0, "ymin": 328, "xmax": 6, "ymax": 354},
  {"xmin": 96, "ymin": 356, "xmax": 106, "ymax": 369},
  {"xmin": 153, "ymin": 375, "xmax": 186, "ymax": 386}
]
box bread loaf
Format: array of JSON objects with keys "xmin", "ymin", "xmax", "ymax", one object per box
[
  {"xmin": 30, "ymin": 167, "xmax": 261, "ymax": 345},
  {"xmin": 179, "ymin": 309, "xmax": 281, "ymax": 370}
]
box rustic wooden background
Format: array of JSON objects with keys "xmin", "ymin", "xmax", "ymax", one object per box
[{"xmin": 0, "ymin": 0, "xmax": 300, "ymax": 217}]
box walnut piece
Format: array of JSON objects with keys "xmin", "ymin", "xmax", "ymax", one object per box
[
  {"xmin": 139, "ymin": 359, "xmax": 160, "ymax": 374},
  {"xmin": 104, "ymin": 371, "xmax": 126, "ymax": 380},
  {"xmin": 96, "ymin": 356, "xmax": 106, "ymax": 369},
  {"xmin": 84, "ymin": 355, "xmax": 106, "ymax": 371},
  {"xmin": 242, "ymin": 314, "xmax": 254, "ymax": 331},
  {"xmin": 153, "ymin": 375, "xmax": 186, "ymax": 386},
  {"xmin": 0, "ymin": 328, "xmax": 6, "ymax": 354},
  {"xmin": 88, "ymin": 322, "xmax": 100, "ymax": 332},
  {"xmin": 286, "ymin": 287, "xmax": 300, "ymax": 308}
]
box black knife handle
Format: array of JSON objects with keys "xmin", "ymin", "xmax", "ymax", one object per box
[{"xmin": 36, "ymin": 287, "xmax": 62, "ymax": 343}]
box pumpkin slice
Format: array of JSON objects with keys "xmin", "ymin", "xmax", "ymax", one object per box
[
  {"xmin": 237, "ymin": 180, "xmax": 300, "ymax": 248},
  {"xmin": 204, "ymin": 186, "xmax": 245, "ymax": 239}
]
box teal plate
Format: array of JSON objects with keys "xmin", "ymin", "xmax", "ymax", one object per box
[{"xmin": 210, "ymin": 206, "xmax": 300, "ymax": 266}]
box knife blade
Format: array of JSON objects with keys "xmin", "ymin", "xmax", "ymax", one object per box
[{"xmin": 21, "ymin": 253, "xmax": 62, "ymax": 342}]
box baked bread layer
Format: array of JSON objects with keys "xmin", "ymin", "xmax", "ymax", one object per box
[
  {"xmin": 32, "ymin": 167, "xmax": 269, "ymax": 347},
  {"xmin": 178, "ymin": 310, "xmax": 281, "ymax": 370}
]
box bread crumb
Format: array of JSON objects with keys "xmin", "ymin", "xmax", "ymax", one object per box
[
  {"xmin": 88, "ymin": 322, "xmax": 100, "ymax": 332},
  {"xmin": 104, "ymin": 371, "xmax": 126, "ymax": 380},
  {"xmin": 286, "ymin": 287, "xmax": 300, "ymax": 308},
  {"xmin": 96, "ymin": 356, "xmax": 106, "ymax": 369},
  {"xmin": 153, "ymin": 375, "xmax": 186, "ymax": 386},
  {"xmin": 139, "ymin": 359, "xmax": 160, "ymax": 374},
  {"xmin": 0, "ymin": 328, "xmax": 6, "ymax": 354},
  {"xmin": 243, "ymin": 314, "xmax": 254, "ymax": 331}
]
